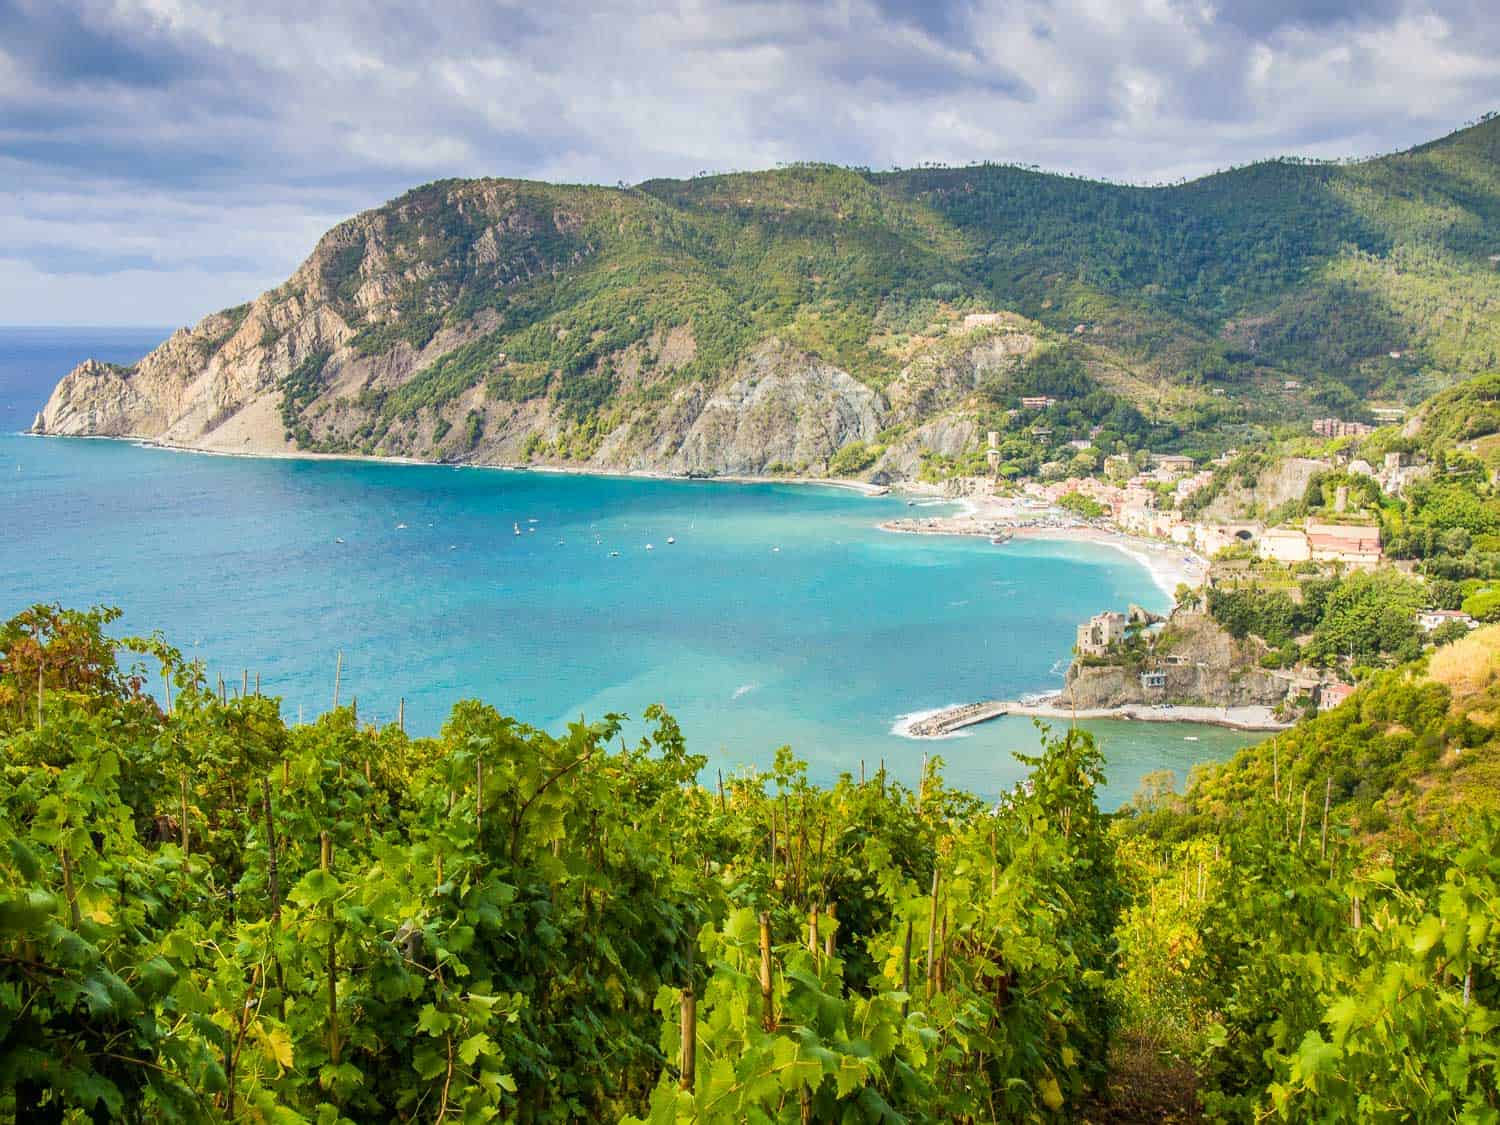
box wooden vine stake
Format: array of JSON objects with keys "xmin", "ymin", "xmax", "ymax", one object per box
[
  {"xmin": 262, "ymin": 777, "xmax": 286, "ymax": 1020},
  {"xmin": 1297, "ymin": 784, "xmax": 1309, "ymax": 849},
  {"xmin": 900, "ymin": 920, "xmax": 913, "ymax": 1017},
  {"xmin": 332, "ymin": 651, "xmax": 342, "ymax": 711},
  {"xmin": 758, "ymin": 911, "xmax": 775, "ymax": 1031},
  {"xmin": 938, "ymin": 904, "xmax": 949, "ymax": 994},
  {"xmin": 823, "ymin": 903, "xmax": 836, "ymax": 960},
  {"xmin": 679, "ymin": 937, "xmax": 696, "ymax": 1092},
  {"xmin": 397, "ymin": 696, "xmax": 405, "ymax": 732},
  {"xmin": 925, "ymin": 866, "xmax": 941, "ymax": 1000},
  {"xmin": 476, "ymin": 757, "xmax": 484, "ymax": 836},
  {"xmin": 321, "ymin": 831, "xmax": 341, "ymax": 1065},
  {"xmin": 180, "ymin": 774, "xmax": 191, "ymax": 854},
  {"xmin": 1320, "ymin": 776, "xmax": 1332, "ymax": 861},
  {"xmin": 717, "ymin": 769, "xmax": 725, "ymax": 812},
  {"xmin": 36, "ymin": 664, "xmax": 43, "ymax": 730},
  {"xmin": 60, "ymin": 846, "xmax": 81, "ymax": 928}
]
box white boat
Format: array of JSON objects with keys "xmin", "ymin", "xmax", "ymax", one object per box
[
  {"xmin": 334, "ymin": 537, "xmax": 344, "ymax": 544},
  {"xmin": 645, "ymin": 543, "xmax": 654, "ymax": 551},
  {"xmin": 395, "ymin": 522, "xmax": 407, "ymax": 530},
  {"xmin": 1184, "ymin": 735, "xmax": 1199, "ymax": 742},
  {"xmin": 772, "ymin": 546, "xmax": 781, "ymax": 553},
  {"xmin": 609, "ymin": 550, "xmax": 621, "ymax": 557},
  {"xmin": 514, "ymin": 523, "xmax": 521, "ymax": 535},
  {"xmin": 666, "ymin": 536, "xmax": 676, "ymax": 544}
]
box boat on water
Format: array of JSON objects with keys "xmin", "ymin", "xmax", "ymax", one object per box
[
  {"xmin": 645, "ymin": 543, "xmax": 654, "ymax": 551},
  {"xmin": 334, "ymin": 537, "xmax": 344, "ymax": 544},
  {"xmin": 1184, "ymin": 735, "xmax": 1199, "ymax": 742},
  {"xmin": 990, "ymin": 531, "xmax": 1012, "ymax": 545},
  {"xmin": 395, "ymin": 522, "xmax": 407, "ymax": 530},
  {"xmin": 608, "ymin": 550, "xmax": 621, "ymax": 557},
  {"xmin": 513, "ymin": 522, "xmax": 521, "ymax": 535},
  {"xmin": 666, "ymin": 536, "xmax": 676, "ymax": 544}
]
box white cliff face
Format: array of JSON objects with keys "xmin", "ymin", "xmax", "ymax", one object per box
[{"xmin": 661, "ymin": 340, "xmax": 884, "ymax": 475}]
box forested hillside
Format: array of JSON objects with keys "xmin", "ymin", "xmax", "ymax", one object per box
[
  {"xmin": 34, "ymin": 115, "xmax": 1500, "ymax": 477},
  {"xmin": 1, "ymin": 605, "xmax": 1496, "ymax": 1121}
]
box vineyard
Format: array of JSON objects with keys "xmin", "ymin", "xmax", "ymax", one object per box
[{"xmin": 0, "ymin": 604, "xmax": 1497, "ymax": 1122}]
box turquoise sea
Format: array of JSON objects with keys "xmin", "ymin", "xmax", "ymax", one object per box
[{"xmin": 0, "ymin": 328, "xmax": 1261, "ymax": 807}]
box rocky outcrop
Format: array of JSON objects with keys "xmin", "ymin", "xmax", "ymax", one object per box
[
  {"xmin": 1198, "ymin": 457, "xmax": 1329, "ymax": 521},
  {"xmin": 1060, "ymin": 611, "xmax": 1291, "ymax": 709}
]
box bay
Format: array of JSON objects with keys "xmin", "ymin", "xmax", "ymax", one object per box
[{"xmin": 0, "ymin": 327, "xmax": 1261, "ymax": 807}]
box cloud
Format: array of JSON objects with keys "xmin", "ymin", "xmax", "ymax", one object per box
[{"xmin": 2, "ymin": 0, "xmax": 1498, "ymax": 324}]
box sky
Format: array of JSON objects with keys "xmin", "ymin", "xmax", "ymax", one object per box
[{"xmin": 3, "ymin": 0, "xmax": 1499, "ymax": 326}]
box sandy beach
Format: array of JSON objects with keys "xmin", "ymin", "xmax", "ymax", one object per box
[{"xmin": 878, "ymin": 496, "xmax": 1208, "ymax": 602}]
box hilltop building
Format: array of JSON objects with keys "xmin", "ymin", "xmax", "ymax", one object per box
[
  {"xmin": 1313, "ymin": 418, "xmax": 1373, "ymax": 438},
  {"xmin": 1418, "ymin": 609, "xmax": 1477, "ymax": 633},
  {"xmin": 1076, "ymin": 611, "xmax": 1128, "ymax": 657},
  {"xmin": 1318, "ymin": 682, "xmax": 1357, "ymax": 711},
  {"xmin": 1258, "ymin": 526, "xmax": 1312, "ymax": 563},
  {"xmin": 1306, "ymin": 521, "xmax": 1382, "ymax": 567}
]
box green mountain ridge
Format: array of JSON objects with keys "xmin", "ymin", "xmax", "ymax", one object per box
[{"xmin": 33, "ymin": 114, "xmax": 1500, "ymax": 478}]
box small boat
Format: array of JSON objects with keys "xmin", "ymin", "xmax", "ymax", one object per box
[
  {"xmin": 1184, "ymin": 736, "xmax": 1199, "ymax": 742},
  {"xmin": 334, "ymin": 537, "xmax": 345, "ymax": 544},
  {"xmin": 608, "ymin": 550, "xmax": 621, "ymax": 557},
  {"xmin": 645, "ymin": 543, "xmax": 654, "ymax": 551},
  {"xmin": 527, "ymin": 518, "xmax": 539, "ymax": 523},
  {"xmin": 395, "ymin": 522, "xmax": 407, "ymax": 530},
  {"xmin": 513, "ymin": 523, "xmax": 521, "ymax": 535},
  {"xmin": 666, "ymin": 536, "xmax": 676, "ymax": 544},
  {"xmin": 772, "ymin": 546, "xmax": 781, "ymax": 553},
  {"xmin": 528, "ymin": 527, "xmax": 536, "ymax": 533},
  {"xmin": 448, "ymin": 545, "xmax": 457, "ymax": 551},
  {"xmin": 990, "ymin": 532, "xmax": 1012, "ymax": 545}
]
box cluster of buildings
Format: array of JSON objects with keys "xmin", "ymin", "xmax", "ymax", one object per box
[
  {"xmin": 1016, "ymin": 449, "xmax": 1390, "ymax": 567},
  {"xmin": 1313, "ymin": 418, "xmax": 1374, "ymax": 438},
  {"xmin": 1346, "ymin": 451, "xmax": 1428, "ymax": 498}
]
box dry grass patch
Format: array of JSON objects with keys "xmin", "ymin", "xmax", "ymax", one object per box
[{"xmin": 1428, "ymin": 625, "xmax": 1500, "ymax": 697}]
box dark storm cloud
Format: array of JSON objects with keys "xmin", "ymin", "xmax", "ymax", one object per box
[
  {"xmin": 3, "ymin": 0, "xmax": 1499, "ymax": 324},
  {"xmin": 0, "ymin": 0, "xmax": 194, "ymax": 88}
]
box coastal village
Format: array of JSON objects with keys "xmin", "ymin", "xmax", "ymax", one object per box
[{"xmin": 890, "ymin": 415, "xmax": 1484, "ymax": 738}]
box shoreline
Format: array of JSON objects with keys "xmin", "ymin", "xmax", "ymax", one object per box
[
  {"xmin": 18, "ymin": 430, "xmax": 894, "ymax": 496},
  {"xmin": 878, "ymin": 509, "xmax": 1207, "ymax": 604},
  {"xmin": 1000, "ymin": 696, "xmax": 1292, "ymax": 732},
  {"xmin": 24, "ymin": 429, "xmax": 1234, "ymax": 744},
  {"xmin": 893, "ymin": 695, "xmax": 1291, "ymax": 739}
]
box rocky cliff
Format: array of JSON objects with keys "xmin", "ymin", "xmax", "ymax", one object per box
[
  {"xmin": 33, "ymin": 178, "xmax": 1059, "ymax": 477},
  {"xmin": 1060, "ymin": 610, "xmax": 1292, "ymax": 709}
]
